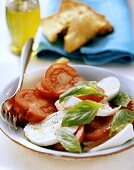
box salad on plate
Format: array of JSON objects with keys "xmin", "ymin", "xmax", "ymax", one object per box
[{"xmin": 3, "ymin": 63, "xmax": 134, "ymax": 153}]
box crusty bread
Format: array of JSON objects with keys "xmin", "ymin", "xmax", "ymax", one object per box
[
  {"xmin": 41, "ymin": 0, "xmax": 113, "ymax": 53},
  {"xmin": 65, "ymin": 13, "xmax": 108, "ymax": 53},
  {"xmin": 60, "ymin": 0, "xmax": 113, "ymax": 35},
  {"xmin": 41, "ymin": 0, "xmax": 79, "ymax": 43},
  {"xmin": 61, "ymin": 0, "xmax": 113, "ymax": 52},
  {"xmin": 41, "ymin": 12, "xmax": 71, "ymax": 43}
]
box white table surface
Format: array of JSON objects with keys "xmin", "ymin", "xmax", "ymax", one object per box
[{"xmin": 0, "ymin": 0, "xmax": 134, "ymax": 170}]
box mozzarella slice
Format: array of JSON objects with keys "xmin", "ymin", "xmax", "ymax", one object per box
[
  {"xmin": 97, "ymin": 104, "xmax": 121, "ymax": 117},
  {"xmin": 55, "ymin": 100, "xmax": 64, "ymax": 111},
  {"xmin": 64, "ymin": 96, "xmax": 82, "ymax": 108},
  {"xmin": 97, "ymin": 77, "xmax": 120, "ymax": 102},
  {"xmin": 24, "ymin": 111, "xmax": 78, "ymax": 146},
  {"xmin": 90, "ymin": 124, "xmax": 134, "ymax": 152},
  {"xmin": 55, "ymin": 96, "xmax": 82, "ymax": 111}
]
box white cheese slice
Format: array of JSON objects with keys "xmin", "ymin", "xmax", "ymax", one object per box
[
  {"xmin": 97, "ymin": 104, "xmax": 121, "ymax": 117},
  {"xmin": 24, "ymin": 111, "xmax": 78, "ymax": 146},
  {"xmin": 97, "ymin": 77, "xmax": 120, "ymax": 102},
  {"xmin": 55, "ymin": 96, "xmax": 82, "ymax": 111},
  {"xmin": 55, "ymin": 100, "xmax": 64, "ymax": 111}
]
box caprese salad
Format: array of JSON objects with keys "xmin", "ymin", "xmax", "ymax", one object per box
[{"xmin": 6, "ymin": 64, "xmax": 134, "ymax": 153}]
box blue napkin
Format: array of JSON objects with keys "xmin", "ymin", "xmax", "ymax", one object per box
[{"xmin": 35, "ymin": 0, "xmax": 134, "ymax": 65}]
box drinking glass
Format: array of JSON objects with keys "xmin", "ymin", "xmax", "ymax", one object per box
[{"xmin": 6, "ymin": 0, "xmax": 40, "ymax": 55}]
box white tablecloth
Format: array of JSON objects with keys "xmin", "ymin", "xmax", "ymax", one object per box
[{"xmin": 0, "ymin": 0, "xmax": 134, "ymax": 170}]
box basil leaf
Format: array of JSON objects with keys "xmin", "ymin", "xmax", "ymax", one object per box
[
  {"xmin": 112, "ymin": 92, "xmax": 131, "ymax": 107},
  {"xmin": 59, "ymin": 81, "xmax": 106, "ymax": 103},
  {"xmin": 56, "ymin": 127, "xmax": 82, "ymax": 153},
  {"xmin": 110, "ymin": 109, "xmax": 134, "ymax": 136},
  {"xmin": 62, "ymin": 100, "xmax": 102, "ymax": 127}
]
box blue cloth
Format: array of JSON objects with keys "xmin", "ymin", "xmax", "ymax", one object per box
[{"xmin": 35, "ymin": 0, "xmax": 134, "ymax": 65}]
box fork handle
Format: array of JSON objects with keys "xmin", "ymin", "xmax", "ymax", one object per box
[{"xmin": 16, "ymin": 38, "xmax": 34, "ymax": 92}]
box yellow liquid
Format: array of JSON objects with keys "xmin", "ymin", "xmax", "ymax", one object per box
[{"xmin": 6, "ymin": 1, "xmax": 40, "ymax": 55}]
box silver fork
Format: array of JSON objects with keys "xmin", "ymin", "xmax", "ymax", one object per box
[{"xmin": 0, "ymin": 38, "xmax": 33, "ymax": 129}]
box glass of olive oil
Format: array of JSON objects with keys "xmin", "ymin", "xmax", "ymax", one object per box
[{"xmin": 6, "ymin": 0, "xmax": 40, "ymax": 55}]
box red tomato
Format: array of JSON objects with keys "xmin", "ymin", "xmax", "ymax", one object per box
[
  {"xmin": 84, "ymin": 116, "xmax": 113, "ymax": 141},
  {"xmin": 75, "ymin": 125, "xmax": 85, "ymax": 143},
  {"xmin": 53, "ymin": 143, "xmax": 65, "ymax": 151},
  {"xmin": 64, "ymin": 76, "xmax": 85, "ymax": 89},
  {"xmin": 14, "ymin": 102, "xmax": 29, "ymax": 127},
  {"xmin": 14, "ymin": 89, "xmax": 37, "ymax": 111},
  {"xmin": 78, "ymin": 86, "xmax": 105, "ymax": 102},
  {"xmin": 3, "ymin": 97, "xmax": 27, "ymax": 127},
  {"xmin": 14, "ymin": 102, "xmax": 28, "ymax": 127},
  {"xmin": 14, "ymin": 89, "xmax": 56, "ymax": 125},
  {"xmin": 42, "ymin": 64, "xmax": 78, "ymax": 96},
  {"xmin": 14, "ymin": 90, "xmax": 38, "ymax": 126},
  {"xmin": 25, "ymin": 98, "xmax": 56, "ymax": 123},
  {"xmin": 35, "ymin": 81, "xmax": 56, "ymax": 98}
]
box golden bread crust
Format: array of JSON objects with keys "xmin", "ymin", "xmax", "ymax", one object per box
[{"xmin": 41, "ymin": 0, "xmax": 113, "ymax": 52}]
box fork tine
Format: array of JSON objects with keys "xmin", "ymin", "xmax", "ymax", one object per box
[
  {"xmin": 8, "ymin": 112, "xmax": 14, "ymax": 128},
  {"xmin": 6, "ymin": 112, "xmax": 17, "ymax": 129},
  {"xmin": 1, "ymin": 103, "xmax": 6, "ymax": 119},
  {"xmin": 12, "ymin": 115, "xmax": 17, "ymax": 129},
  {"xmin": 6, "ymin": 112, "xmax": 13, "ymax": 130},
  {"xmin": 3, "ymin": 110, "xmax": 8, "ymax": 123},
  {"xmin": 1, "ymin": 109, "xmax": 17, "ymax": 129},
  {"xmin": 4, "ymin": 111, "xmax": 11, "ymax": 125},
  {"xmin": 1, "ymin": 101, "xmax": 17, "ymax": 129}
]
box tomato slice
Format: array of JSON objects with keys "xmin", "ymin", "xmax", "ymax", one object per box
[
  {"xmin": 42, "ymin": 64, "xmax": 78, "ymax": 96},
  {"xmin": 14, "ymin": 90, "xmax": 38, "ymax": 126},
  {"xmin": 3, "ymin": 97, "xmax": 27, "ymax": 127},
  {"xmin": 53, "ymin": 143, "xmax": 65, "ymax": 151},
  {"xmin": 78, "ymin": 86, "xmax": 105, "ymax": 102},
  {"xmin": 25, "ymin": 98, "xmax": 56, "ymax": 123},
  {"xmin": 35, "ymin": 81, "xmax": 56, "ymax": 98},
  {"xmin": 14, "ymin": 104, "xmax": 29, "ymax": 127},
  {"xmin": 14, "ymin": 89, "xmax": 56, "ymax": 125},
  {"xmin": 64, "ymin": 76, "xmax": 85, "ymax": 90},
  {"xmin": 14, "ymin": 89, "xmax": 37, "ymax": 111},
  {"xmin": 84, "ymin": 116, "xmax": 113, "ymax": 141}
]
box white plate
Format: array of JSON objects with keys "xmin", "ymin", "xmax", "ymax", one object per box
[{"xmin": 0, "ymin": 65, "xmax": 134, "ymax": 158}]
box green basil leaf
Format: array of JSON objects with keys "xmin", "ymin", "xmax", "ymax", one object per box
[
  {"xmin": 112, "ymin": 92, "xmax": 131, "ymax": 107},
  {"xmin": 56, "ymin": 127, "xmax": 82, "ymax": 153},
  {"xmin": 62, "ymin": 100, "xmax": 102, "ymax": 127},
  {"xmin": 110, "ymin": 109, "xmax": 134, "ymax": 136},
  {"xmin": 59, "ymin": 81, "xmax": 106, "ymax": 103}
]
